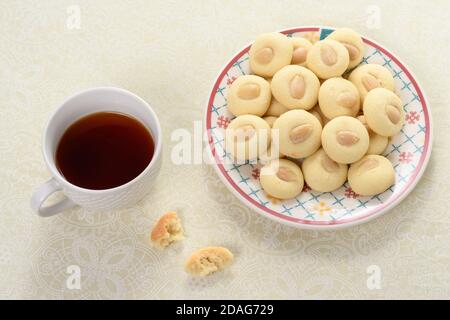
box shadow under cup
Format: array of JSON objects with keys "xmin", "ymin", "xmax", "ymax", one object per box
[{"xmin": 41, "ymin": 87, "xmax": 162, "ymax": 212}]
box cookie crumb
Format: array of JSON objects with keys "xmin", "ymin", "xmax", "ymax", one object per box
[
  {"xmin": 185, "ymin": 247, "xmax": 234, "ymax": 276},
  {"xmin": 150, "ymin": 211, "xmax": 183, "ymax": 248}
]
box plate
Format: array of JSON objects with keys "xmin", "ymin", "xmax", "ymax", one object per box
[{"xmin": 205, "ymin": 26, "xmax": 432, "ymax": 230}]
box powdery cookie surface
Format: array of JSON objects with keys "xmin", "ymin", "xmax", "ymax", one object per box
[
  {"xmin": 363, "ymin": 88, "xmax": 404, "ymax": 137},
  {"xmin": 271, "ymin": 65, "xmax": 320, "ymax": 110},
  {"xmin": 321, "ymin": 116, "xmax": 369, "ymax": 164},
  {"xmin": 306, "ymin": 39, "xmax": 349, "ymax": 79},
  {"xmin": 348, "ymin": 64, "xmax": 395, "ymax": 103},
  {"xmin": 249, "ymin": 32, "xmax": 293, "ymax": 78},
  {"xmin": 227, "ymin": 75, "xmax": 271, "ymax": 117},
  {"xmin": 327, "ymin": 28, "xmax": 364, "ymax": 70},
  {"xmin": 318, "ymin": 77, "xmax": 360, "ymax": 119},
  {"xmin": 185, "ymin": 247, "xmax": 234, "ymax": 276},
  {"xmin": 348, "ymin": 155, "xmax": 395, "ymax": 196},
  {"xmin": 225, "ymin": 115, "xmax": 271, "ymax": 162},
  {"xmin": 302, "ymin": 148, "xmax": 348, "ymax": 192},
  {"xmin": 260, "ymin": 158, "xmax": 304, "ymax": 199},
  {"xmin": 151, "ymin": 211, "xmax": 184, "ymax": 248},
  {"xmin": 273, "ymin": 109, "xmax": 322, "ymax": 158},
  {"xmin": 291, "ymin": 37, "xmax": 313, "ymax": 67}
]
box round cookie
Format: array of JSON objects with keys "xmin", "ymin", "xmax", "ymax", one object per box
[
  {"xmin": 227, "ymin": 75, "xmax": 271, "ymax": 117},
  {"xmin": 263, "ymin": 116, "xmax": 277, "ymax": 127},
  {"xmin": 301, "ymin": 148, "xmax": 348, "ymax": 192},
  {"xmin": 348, "ymin": 64, "xmax": 395, "ymax": 103},
  {"xmin": 363, "ymin": 88, "xmax": 404, "ymax": 136},
  {"xmin": 249, "ymin": 32, "xmax": 293, "ymax": 78},
  {"xmin": 326, "ymin": 28, "xmax": 364, "ymax": 70},
  {"xmin": 225, "ymin": 115, "xmax": 271, "ymax": 162},
  {"xmin": 291, "ymin": 37, "xmax": 313, "ymax": 67},
  {"xmin": 271, "ymin": 65, "xmax": 320, "ymax": 110},
  {"xmin": 272, "ymin": 109, "xmax": 322, "ymax": 158},
  {"xmin": 260, "ymin": 158, "xmax": 304, "ymax": 199},
  {"xmin": 321, "ymin": 116, "xmax": 369, "ymax": 164},
  {"xmin": 306, "ymin": 39, "xmax": 350, "ymax": 79},
  {"xmin": 264, "ymin": 98, "xmax": 289, "ymax": 117},
  {"xmin": 357, "ymin": 115, "xmax": 389, "ymax": 155},
  {"xmin": 348, "ymin": 155, "xmax": 395, "ymax": 196},
  {"xmin": 318, "ymin": 77, "xmax": 361, "ymax": 119}
]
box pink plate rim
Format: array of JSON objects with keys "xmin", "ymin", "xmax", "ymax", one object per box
[{"xmin": 204, "ymin": 26, "xmax": 433, "ymax": 230}]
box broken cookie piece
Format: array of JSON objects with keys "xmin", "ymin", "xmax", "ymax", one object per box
[
  {"xmin": 151, "ymin": 211, "xmax": 184, "ymax": 248},
  {"xmin": 185, "ymin": 247, "xmax": 234, "ymax": 276}
]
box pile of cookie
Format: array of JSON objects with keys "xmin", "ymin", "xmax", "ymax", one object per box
[{"xmin": 224, "ymin": 28, "xmax": 404, "ymax": 199}]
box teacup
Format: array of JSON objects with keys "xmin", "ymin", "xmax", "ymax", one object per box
[{"xmin": 31, "ymin": 87, "xmax": 162, "ymax": 217}]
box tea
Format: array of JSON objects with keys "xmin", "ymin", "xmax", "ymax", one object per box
[{"xmin": 56, "ymin": 112, "xmax": 154, "ymax": 190}]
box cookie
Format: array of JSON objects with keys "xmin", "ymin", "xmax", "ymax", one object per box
[
  {"xmin": 291, "ymin": 37, "xmax": 313, "ymax": 67},
  {"xmin": 264, "ymin": 97, "xmax": 289, "ymax": 117},
  {"xmin": 249, "ymin": 32, "xmax": 293, "ymax": 77},
  {"xmin": 363, "ymin": 88, "xmax": 404, "ymax": 136},
  {"xmin": 301, "ymin": 148, "xmax": 348, "ymax": 192},
  {"xmin": 306, "ymin": 39, "xmax": 350, "ymax": 79},
  {"xmin": 150, "ymin": 211, "xmax": 183, "ymax": 248},
  {"xmin": 227, "ymin": 75, "xmax": 271, "ymax": 116},
  {"xmin": 272, "ymin": 109, "xmax": 322, "ymax": 158},
  {"xmin": 348, "ymin": 155, "xmax": 395, "ymax": 196},
  {"xmin": 185, "ymin": 247, "xmax": 234, "ymax": 276},
  {"xmin": 260, "ymin": 158, "xmax": 304, "ymax": 199},
  {"xmin": 357, "ymin": 115, "xmax": 389, "ymax": 155},
  {"xmin": 271, "ymin": 65, "xmax": 320, "ymax": 110},
  {"xmin": 318, "ymin": 77, "xmax": 360, "ymax": 119},
  {"xmin": 348, "ymin": 64, "xmax": 395, "ymax": 103},
  {"xmin": 225, "ymin": 115, "xmax": 271, "ymax": 162},
  {"xmin": 327, "ymin": 28, "xmax": 364, "ymax": 70},
  {"xmin": 321, "ymin": 116, "xmax": 369, "ymax": 164}
]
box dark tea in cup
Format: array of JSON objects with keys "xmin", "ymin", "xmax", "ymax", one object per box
[{"xmin": 55, "ymin": 111, "xmax": 154, "ymax": 190}]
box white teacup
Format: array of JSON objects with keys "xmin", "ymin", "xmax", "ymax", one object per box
[{"xmin": 31, "ymin": 87, "xmax": 162, "ymax": 217}]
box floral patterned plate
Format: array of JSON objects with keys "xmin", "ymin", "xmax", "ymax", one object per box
[{"xmin": 205, "ymin": 26, "xmax": 432, "ymax": 230}]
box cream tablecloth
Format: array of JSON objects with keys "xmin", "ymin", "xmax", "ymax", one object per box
[{"xmin": 1, "ymin": 0, "xmax": 449, "ymax": 299}]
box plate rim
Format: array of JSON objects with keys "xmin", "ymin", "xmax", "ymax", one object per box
[{"xmin": 204, "ymin": 26, "xmax": 433, "ymax": 230}]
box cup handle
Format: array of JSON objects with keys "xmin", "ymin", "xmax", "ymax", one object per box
[{"xmin": 31, "ymin": 178, "xmax": 75, "ymax": 217}]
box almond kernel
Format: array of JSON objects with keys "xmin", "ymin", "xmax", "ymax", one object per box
[
  {"xmin": 337, "ymin": 92, "xmax": 357, "ymax": 108},
  {"xmin": 361, "ymin": 74, "xmax": 380, "ymax": 91},
  {"xmin": 289, "ymin": 124, "xmax": 313, "ymax": 144},
  {"xmin": 385, "ymin": 104, "xmax": 401, "ymax": 124},
  {"xmin": 336, "ymin": 130, "xmax": 360, "ymax": 146},
  {"xmin": 276, "ymin": 167, "xmax": 297, "ymax": 182},
  {"xmin": 237, "ymin": 83, "xmax": 260, "ymax": 100},
  {"xmin": 343, "ymin": 43, "xmax": 359, "ymax": 60},
  {"xmin": 292, "ymin": 47, "xmax": 308, "ymax": 64},
  {"xmin": 320, "ymin": 44, "xmax": 337, "ymax": 66},
  {"xmin": 321, "ymin": 155, "xmax": 340, "ymax": 172},
  {"xmin": 255, "ymin": 47, "xmax": 274, "ymax": 64},
  {"xmin": 290, "ymin": 75, "xmax": 306, "ymax": 99}
]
